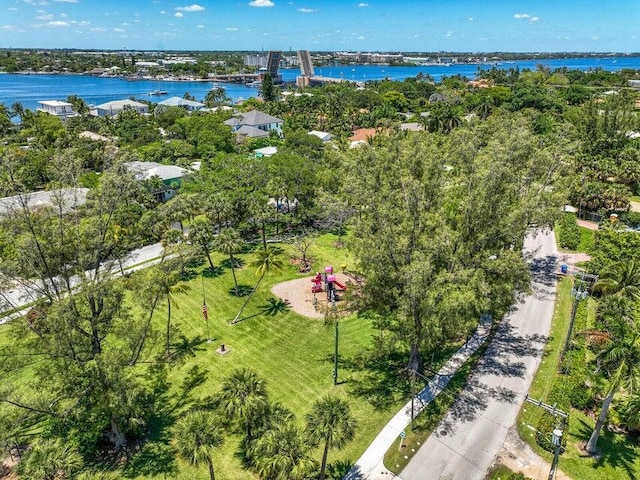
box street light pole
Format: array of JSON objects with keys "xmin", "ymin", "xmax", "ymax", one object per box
[
  {"xmin": 560, "ymin": 273, "xmax": 597, "ymax": 366},
  {"xmin": 548, "ymin": 428, "xmax": 563, "ymax": 480}
]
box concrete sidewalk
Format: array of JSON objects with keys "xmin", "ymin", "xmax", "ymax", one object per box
[{"xmin": 343, "ymin": 318, "xmax": 493, "ymax": 480}]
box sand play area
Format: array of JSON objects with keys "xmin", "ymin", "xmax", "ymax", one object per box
[{"xmin": 271, "ymin": 273, "xmax": 352, "ymax": 319}]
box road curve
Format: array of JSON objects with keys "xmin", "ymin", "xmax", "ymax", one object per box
[{"xmin": 400, "ymin": 229, "xmax": 558, "ymax": 480}]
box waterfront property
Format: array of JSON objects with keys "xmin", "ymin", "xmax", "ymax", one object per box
[
  {"xmin": 37, "ymin": 100, "xmax": 78, "ymax": 120},
  {"xmin": 92, "ymin": 99, "xmax": 149, "ymax": 117},
  {"xmin": 156, "ymin": 96, "xmax": 205, "ymax": 112}
]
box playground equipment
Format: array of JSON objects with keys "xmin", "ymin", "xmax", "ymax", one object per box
[
  {"xmin": 310, "ymin": 266, "xmax": 347, "ymax": 301},
  {"xmin": 311, "ymin": 272, "xmax": 323, "ymax": 293}
]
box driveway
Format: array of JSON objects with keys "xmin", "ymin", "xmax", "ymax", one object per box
[{"xmin": 400, "ymin": 229, "xmax": 558, "ymax": 480}]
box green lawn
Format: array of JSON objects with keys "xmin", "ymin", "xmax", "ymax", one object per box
[
  {"xmin": 554, "ymin": 226, "xmax": 595, "ymax": 254},
  {"xmin": 516, "ymin": 277, "xmax": 640, "ymax": 480},
  {"xmin": 0, "ymin": 233, "xmax": 404, "ymax": 480}
]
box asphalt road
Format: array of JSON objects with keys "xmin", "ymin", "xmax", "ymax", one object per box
[
  {"xmin": 400, "ymin": 229, "xmax": 558, "ymax": 480},
  {"xmin": 0, "ymin": 242, "xmax": 164, "ymax": 323}
]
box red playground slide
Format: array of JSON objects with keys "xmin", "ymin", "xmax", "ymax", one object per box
[{"xmin": 334, "ymin": 281, "xmax": 347, "ymax": 291}]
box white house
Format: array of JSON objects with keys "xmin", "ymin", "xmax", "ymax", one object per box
[
  {"xmin": 92, "ymin": 100, "xmax": 149, "ymax": 117},
  {"xmin": 37, "ymin": 100, "xmax": 78, "ymax": 120},
  {"xmin": 254, "ymin": 146, "xmax": 278, "ymax": 157},
  {"xmin": 0, "ymin": 188, "xmax": 89, "ymax": 216},
  {"xmin": 224, "ymin": 110, "xmax": 284, "ymax": 138},
  {"xmin": 308, "ymin": 130, "xmax": 333, "ymax": 142}
]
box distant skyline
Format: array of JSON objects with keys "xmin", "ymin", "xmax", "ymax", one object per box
[{"xmin": 1, "ymin": 0, "xmax": 639, "ymax": 53}]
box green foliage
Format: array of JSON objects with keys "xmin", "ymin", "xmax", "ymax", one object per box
[
  {"xmin": 557, "ymin": 213, "xmax": 581, "ymax": 250},
  {"xmin": 535, "ymin": 412, "xmax": 566, "ymax": 453}
]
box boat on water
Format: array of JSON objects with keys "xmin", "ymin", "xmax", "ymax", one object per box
[{"xmin": 149, "ymin": 90, "xmax": 168, "ymax": 96}]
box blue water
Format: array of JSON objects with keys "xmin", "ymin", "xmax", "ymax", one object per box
[{"xmin": 1, "ymin": 56, "xmax": 639, "ymax": 111}]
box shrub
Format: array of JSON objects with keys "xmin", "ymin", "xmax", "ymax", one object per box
[
  {"xmin": 557, "ymin": 213, "xmax": 580, "ymax": 250},
  {"xmin": 535, "ymin": 412, "xmax": 567, "ymax": 453}
]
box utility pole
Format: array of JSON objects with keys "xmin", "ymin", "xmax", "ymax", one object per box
[
  {"xmin": 559, "ymin": 272, "xmax": 598, "ymax": 366},
  {"xmin": 525, "ymin": 395, "xmax": 568, "ymax": 480},
  {"xmin": 333, "ymin": 318, "xmax": 339, "ymax": 385}
]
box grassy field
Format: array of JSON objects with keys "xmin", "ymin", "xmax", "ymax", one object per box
[
  {"xmin": 0, "ymin": 233, "xmax": 407, "ymax": 480},
  {"xmin": 516, "ymin": 276, "xmax": 640, "ymax": 480}
]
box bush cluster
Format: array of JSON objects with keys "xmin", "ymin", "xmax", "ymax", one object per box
[{"xmin": 557, "ymin": 213, "xmax": 581, "ymax": 250}]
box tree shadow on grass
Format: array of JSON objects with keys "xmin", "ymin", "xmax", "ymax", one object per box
[
  {"xmin": 180, "ymin": 268, "xmax": 198, "ymax": 281},
  {"xmin": 122, "ymin": 437, "xmax": 177, "ymax": 478},
  {"xmin": 202, "ymin": 266, "xmax": 224, "ymax": 278},
  {"xmin": 229, "ymin": 284, "xmax": 253, "ymax": 297},
  {"xmin": 574, "ymin": 417, "xmax": 638, "ymax": 480},
  {"xmin": 344, "ymin": 349, "xmax": 410, "ymax": 410},
  {"xmin": 171, "ymin": 335, "xmax": 209, "ymax": 364},
  {"xmin": 220, "ymin": 258, "xmax": 245, "ymax": 269},
  {"xmin": 326, "ymin": 459, "xmax": 355, "ymax": 479},
  {"xmin": 260, "ymin": 298, "xmax": 291, "ymax": 316}
]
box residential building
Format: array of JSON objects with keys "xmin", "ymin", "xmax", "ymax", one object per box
[
  {"xmin": 92, "ymin": 99, "xmax": 149, "ymax": 117},
  {"xmin": 308, "ymin": 130, "xmax": 333, "ymax": 142},
  {"xmin": 124, "ymin": 161, "xmax": 191, "ymax": 202},
  {"xmin": 156, "ymin": 96, "xmax": 205, "ymax": 112},
  {"xmin": 0, "ymin": 188, "xmax": 88, "ymax": 216},
  {"xmin": 224, "ymin": 110, "xmax": 284, "ymax": 139},
  {"xmin": 37, "ymin": 100, "xmax": 78, "ymax": 120}
]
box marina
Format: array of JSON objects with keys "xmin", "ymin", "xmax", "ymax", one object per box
[{"xmin": 1, "ymin": 56, "xmax": 639, "ymax": 111}]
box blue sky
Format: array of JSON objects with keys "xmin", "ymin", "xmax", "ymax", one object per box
[{"xmin": 1, "ymin": 0, "xmax": 639, "ymax": 52}]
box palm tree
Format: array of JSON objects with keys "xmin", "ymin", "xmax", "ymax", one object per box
[
  {"xmin": 10, "ymin": 102, "xmax": 25, "ymax": 124},
  {"xmin": 254, "ymin": 422, "xmax": 317, "ymax": 480},
  {"xmin": 173, "ymin": 411, "xmax": 224, "ymax": 480},
  {"xmin": 205, "ymin": 87, "xmax": 228, "ymax": 107},
  {"xmin": 215, "ymin": 227, "xmax": 243, "ymax": 294},
  {"xmin": 584, "ymin": 331, "xmax": 640, "ymax": 454},
  {"xmin": 231, "ymin": 245, "xmax": 284, "ymax": 324},
  {"xmin": 17, "ymin": 438, "xmax": 83, "ymax": 480},
  {"xmin": 218, "ymin": 367, "xmax": 268, "ymax": 440},
  {"xmin": 189, "ymin": 217, "xmax": 216, "ymax": 270},
  {"xmin": 305, "ymin": 395, "xmax": 357, "ymax": 480},
  {"xmin": 595, "ymin": 260, "xmax": 640, "ymax": 302},
  {"xmin": 160, "ymin": 269, "xmax": 191, "ymax": 357}
]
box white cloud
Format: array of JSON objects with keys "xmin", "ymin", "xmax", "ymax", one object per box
[
  {"xmin": 8, "ymin": 7, "xmax": 18, "ymax": 11},
  {"xmin": 358, "ymin": 2, "xmax": 369, "ymax": 6},
  {"xmin": 53, "ymin": 0, "xmax": 79, "ymax": 3},
  {"xmin": 529, "ymin": 16, "xmax": 539, "ymax": 22},
  {"xmin": 226, "ymin": 26, "xmax": 238, "ymax": 31},
  {"xmin": 358, "ymin": 35, "xmax": 365, "ymax": 40},
  {"xmin": 121, "ymin": 22, "xmax": 130, "ymax": 26},
  {"xmin": 298, "ymin": 7, "xmax": 315, "ymax": 12},
  {"xmin": 249, "ymin": 0, "xmax": 275, "ymax": 6},
  {"xmin": 176, "ymin": 4, "xmax": 205, "ymax": 12},
  {"xmin": 60, "ymin": 12, "xmax": 67, "ymax": 17},
  {"xmin": 514, "ymin": 13, "xmax": 530, "ymax": 19},
  {"xmin": 160, "ymin": 10, "xmax": 166, "ymax": 14},
  {"xmin": 445, "ymin": 31, "xmax": 453, "ymax": 37},
  {"xmin": 36, "ymin": 13, "xmax": 53, "ymax": 20},
  {"xmin": 2, "ymin": 24, "xmax": 25, "ymax": 32},
  {"xmin": 175, "ymin": 12, "xmax": 183, "ymax": 17},
  {"xmin": 467, "ymin": 16, "xmax": 473, "ymax": 21},
  {"xmin": 197, "ymin": 24, "xmax": 204, "ymax": 28},
  {"xmin": 592, "ymin": 36, "xmax": 598, "ymax": 40},
  {"xmin": 48, "ymin": 20, "xmax": 69, "ymax": 26},
  {"xmin": 113, "ymin": 27, "xmax": 125, "ymax": 32}
]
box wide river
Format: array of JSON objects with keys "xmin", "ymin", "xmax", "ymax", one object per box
[{"xmin": 1, "ymin": 56, "xmax": 639, "ymax": 111}]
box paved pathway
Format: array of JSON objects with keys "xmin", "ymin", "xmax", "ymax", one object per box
[
  {"xmin": 343, "ymin": 315, "xmax": 493, "ymax": 480},
  {"xmin": 400, "ymin": 229, "xmax": 558, "ymax": 480}
]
